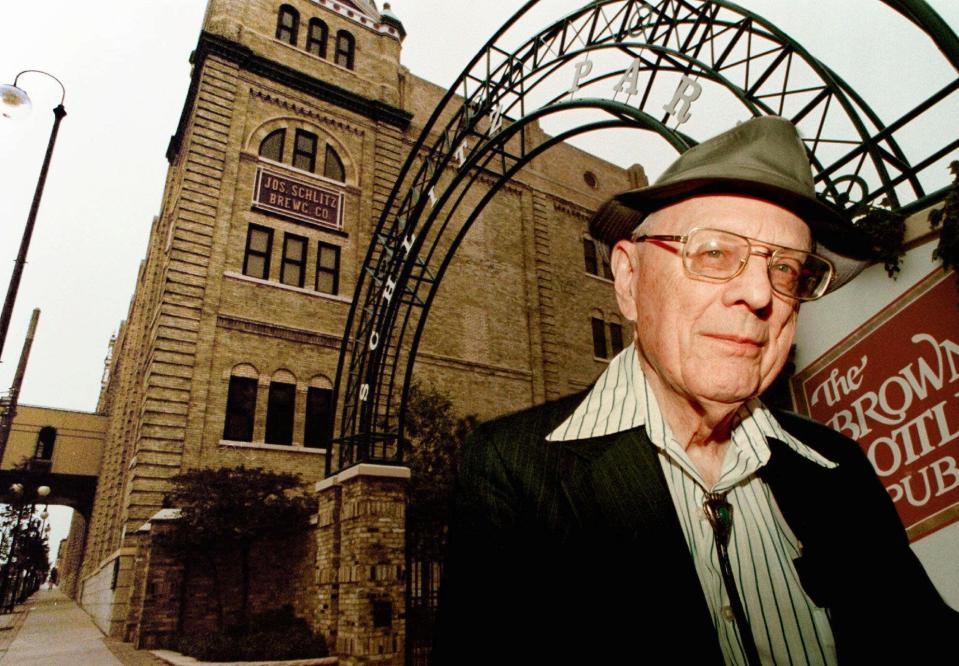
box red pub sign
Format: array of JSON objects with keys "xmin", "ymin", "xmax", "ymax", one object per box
[
  {"xmin": 253, "ymin": 167, "xmax": 343, "ymax": 229},
  {"xmin": 791, "ymin": 268, "xmax": 959, "ymax": 541}
]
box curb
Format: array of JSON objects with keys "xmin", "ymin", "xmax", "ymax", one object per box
[{"xmin": 150, "ymin": 651, "xmax": 338, "ymax": 666}]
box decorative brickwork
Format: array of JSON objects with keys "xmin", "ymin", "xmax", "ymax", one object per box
[{"xmin": 317, "ymin": 465, "xmax": 409, "ymax": 665}]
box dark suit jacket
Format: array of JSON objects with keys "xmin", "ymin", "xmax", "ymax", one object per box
[{"xmin": 432, "ymin": 393, "xmax": 958, "ymax": 664}]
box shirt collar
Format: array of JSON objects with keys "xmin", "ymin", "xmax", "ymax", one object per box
[{"xmin": 546, "ymin": 343, "xmax": 835, "ymax": 469}]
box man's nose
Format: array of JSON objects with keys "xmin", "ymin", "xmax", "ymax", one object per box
[{"xmin": 723, "ymin": 251, "xmax": 774, "ymax": 314}]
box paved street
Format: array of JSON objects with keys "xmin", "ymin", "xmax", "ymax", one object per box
[{"xmin": 0, "ymin": 588, "xmax": 165, "ymax": 665}]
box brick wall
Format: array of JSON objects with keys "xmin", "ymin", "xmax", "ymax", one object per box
[{"xmin": 128, "ymin": 520, "xmax": 319, "ymax": 649}]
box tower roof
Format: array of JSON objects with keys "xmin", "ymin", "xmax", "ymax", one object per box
[
  {"xmin": 379, "ymin": 3, "xmax": 406, "ymax": 41},
  {"xmin": 346, "ymin": 0, "xmax": 380, "ymax": 21}
]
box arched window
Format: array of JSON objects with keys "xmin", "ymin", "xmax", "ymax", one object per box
[
  {"xmin": 306, "ymin": 18, "xmax": 328, "ymax": 58},
  {"xmin": 276, "ymin": 5, "xmax": 299, "ymax": 45},
  {"xmin": 323, "ymin": 145, "xmax": 345, "ymax": 182},
  {"xmin": 223, "ymin": 364, "xmax": 259, "ymax": 442},
  {"xmin": 265, "ymin": 369, "xmax": 297, "ymax": 445},
  {"xmin": 304, "ymin": 376, "xmax": 333, "ymax": 449},
  {"xmin": 259, "ymin": 129, "xmax": 285, "ymax": 162},
  {"xmin": 292, "ymin": 129, "xmax": 319, "ymax": 172},
  {"xmin": 34, "ymin": 426, "xmax": 57, "ymax": 460},
  {"xmin": 334, "ymin": 30, "xmax": 355, "ymax": 69},
  {"xmin": 256, "ymin": 127, "xmax": 347, "ymax": 183}
]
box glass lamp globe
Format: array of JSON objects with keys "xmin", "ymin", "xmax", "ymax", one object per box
[
  {"xmin": 37, "ymin": 485, "xmax": 51, "ymax": 497},
  {"xmin": 0, "ymin": 84, "xmax": 32, "ymax": 120}
]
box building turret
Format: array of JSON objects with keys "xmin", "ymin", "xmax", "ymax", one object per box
[{"xmin": 379, "ymin": 3, "xmax": 406, "ymax": 42}]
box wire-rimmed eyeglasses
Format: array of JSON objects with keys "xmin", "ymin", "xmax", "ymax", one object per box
[{"xmin": 631, "ymin": 227, "xmax": 835, "ymax": 301}]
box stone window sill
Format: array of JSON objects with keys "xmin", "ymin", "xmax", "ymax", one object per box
[
  {"xmin": 224, "ymin": 271, "xmax": 353, "ymax": 304},
  {"xmin": 219, "ymin": 439, "xmax": 327, "ymax": 455}
]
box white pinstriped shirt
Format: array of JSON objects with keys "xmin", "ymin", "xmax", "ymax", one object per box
[{"xmin": 547, "ymin": 344, "xmax": 838, "ymax": 666}]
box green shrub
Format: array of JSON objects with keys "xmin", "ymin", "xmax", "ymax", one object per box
[
  {"xmin": 176, "ymin": 632, "xmax": 235, "ymax": 661},
  {"xmin": 176, "ymin": 606, "xmax": 328, "ymax": 661}
]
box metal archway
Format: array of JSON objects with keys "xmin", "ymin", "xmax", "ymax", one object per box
[{"xmin": 328, "ymin": 0, "xmax": 959, "ymax": 474}]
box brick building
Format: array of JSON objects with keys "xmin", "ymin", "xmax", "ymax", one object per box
[{"xmin": 70, "ymin": 0, "xmax": 639, "ymax": 656}]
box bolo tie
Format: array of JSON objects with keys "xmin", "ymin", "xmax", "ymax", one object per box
[{"xmin": 702, "ymin": 492, "xmax": 763, "ymax": 666}]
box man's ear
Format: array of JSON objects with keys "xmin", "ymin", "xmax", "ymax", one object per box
[{"xmin": 611, "ymin": 240, "xmax": 638, "ymax": 322}]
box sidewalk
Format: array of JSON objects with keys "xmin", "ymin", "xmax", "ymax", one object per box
[
  {"xmin": 0, "ymin": 590, "xmax": 333, "ymax": 665},
  {"xmin": 0, "ymin": 588, "xmax": 164, "ymax": 665}
]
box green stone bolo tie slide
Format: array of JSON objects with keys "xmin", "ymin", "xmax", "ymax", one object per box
[{"xmin": 703, "ymin": 492, "xmax": 734, "ymax": 548}]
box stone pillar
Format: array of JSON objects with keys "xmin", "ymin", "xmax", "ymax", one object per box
[
  {"xmin": 128, "ymin": 512, "xmax": 184, "ymax": 650},
  {"xmin": 316, "ymin": 464, "xmax": 410, "ymax": 666}
]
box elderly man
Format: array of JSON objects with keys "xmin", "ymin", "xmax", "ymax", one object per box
[{"xmin": 432, "ymin": 116, "xmax": 957, "ymax": 665}]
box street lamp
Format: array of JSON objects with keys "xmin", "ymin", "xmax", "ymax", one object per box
[
  {"xmin": 0, "ymin": 481, "xmax": 53, "ymax": 610},
  {"xmin": 0, "ymin": 70, "xmax": 67, "ymax": 362},
  {"xmin": 0, "ymin": 84, "xmax": 32, "ymax": 120}
]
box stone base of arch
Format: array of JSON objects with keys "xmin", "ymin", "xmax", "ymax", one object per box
[{"xmin": 315, "ymin": 463, "xmax": 410, "ymax": 665}]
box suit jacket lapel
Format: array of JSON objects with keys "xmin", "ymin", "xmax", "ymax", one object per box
[
  {"xmin": 759, "ymin": 436, "xmax": 839, "ymax": 608},
  {"xmin": 554, "ymin": 426, "xmax": 722, "ymax": 661},
  {"xmin": 558, "ymin": 427, "xmax": 679, "ymax": 540}
]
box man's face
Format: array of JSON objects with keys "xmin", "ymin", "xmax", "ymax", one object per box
[{"xmin": 612, "ymin": 194, "xmax": 811, "ymax": 409}]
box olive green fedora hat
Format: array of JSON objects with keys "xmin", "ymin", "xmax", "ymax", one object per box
[{"xmin": 590, "ymin": 116, "xmax": 877, "ymax": 290}]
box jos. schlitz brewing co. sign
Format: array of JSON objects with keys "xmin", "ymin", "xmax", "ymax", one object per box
[
  {"xmin": 253, "ymin": 167, "xmax": 343, "ymax": 229},
  {"xmin": 792, "ymin": 268, "xmax": 959, "ymax": 541}
]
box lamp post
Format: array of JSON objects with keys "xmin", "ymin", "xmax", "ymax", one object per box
[
  {"xmin": 14, "ymin": 502, "xmax": 50, "ymax": 602},
  {"xmin": 0, "ymin": 482, "xmax": 50, "ymax": 611},
  {"xmin": 0, "ymin": 70, "xmax": 67, "ymax": 362}
]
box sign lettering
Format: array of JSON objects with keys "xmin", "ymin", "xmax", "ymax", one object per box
[
  {"xmin": 570, "ymin": 58, "xmax": 594, "ymax": 94},
  {"xmin": 663, "ymin": 76, "xmax": 702, "ymax": 124},
  {"xmin": 454, "ymin": 140, "xmax": 469, "ymax": 167},
  {"xmin": 401, "ymin": 233, "xmax": 416, "ymax": 256},
  {"xmin": 793, "ymin": 269, "xmax": 959, "ymax": 540},
  {"xmin": 382, "ymin": 277, "xmax": 396, "ymax": 303},
  {"xmin": 614, "ymin": 58, "xmax": 643, "ymax": 96},
  {"xmin": 253, "ymin": 168, "xmax": 343, "ymax": 229},
  {"xmin": 489, "ymin": 103, "xmax": 505, "ymax": 135}
]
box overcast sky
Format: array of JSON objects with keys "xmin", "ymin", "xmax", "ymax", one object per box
[{"xmin": 2, "ymin": 0, "xmax": 958, "ymax": 548}]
